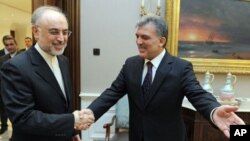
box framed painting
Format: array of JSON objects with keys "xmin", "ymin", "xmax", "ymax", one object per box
[{"xmin": 165, "ymin": 0, "xmax": 250, "ymax": 74}]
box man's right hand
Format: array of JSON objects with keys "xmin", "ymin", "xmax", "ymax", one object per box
[{"xmin": 73, "ymin": 109, "xmax": 95, "ymax": 130}]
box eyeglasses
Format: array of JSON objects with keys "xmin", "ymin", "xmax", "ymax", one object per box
[
  {"xmin": 36, "ymin": 25, "xmax": 72, "ymax": 37},
  {"xmin": 48, "ymin": 29, "xmax": 72, "ymax": 37}
]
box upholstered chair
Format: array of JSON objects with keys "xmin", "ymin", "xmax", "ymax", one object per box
[{"xmin": 103, "ymin": 95, "xmax": 129, "ymax": 141}]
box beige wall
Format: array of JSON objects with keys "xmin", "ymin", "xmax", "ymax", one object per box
[
  {"xmin": 0, "ymin": 24, "xmax": 11, "ymax": 47},
  {"xmin": 0, "ymin": 2, "xmax": 32, "ymax": 49}
]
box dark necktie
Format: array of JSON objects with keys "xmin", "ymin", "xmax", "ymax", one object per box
[{"xmin": 142, "ymin": 61, "xmax": 153, "ymax": 97}]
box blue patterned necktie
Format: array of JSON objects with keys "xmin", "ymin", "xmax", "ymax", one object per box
[{"xmin": 142, "ymin": 61, "xmax": 153, "ymax": 97}]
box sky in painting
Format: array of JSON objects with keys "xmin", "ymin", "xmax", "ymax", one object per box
[{"xmin": 179, "ymin": 0, "xmax": 250, "ymax": 44}]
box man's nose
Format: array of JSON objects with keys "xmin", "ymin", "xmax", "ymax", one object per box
[
  {"xmin": 56, "ymin": 33, "xmax": 65, "ymax": 42},
  {"xmin": 137, "ymin": 37, "xmax": 143, "ymax": 44}
]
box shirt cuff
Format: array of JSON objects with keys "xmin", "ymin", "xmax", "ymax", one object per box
[{"xmin": 210, "ymin": 107, "xmax": 218, "ymax": 124}]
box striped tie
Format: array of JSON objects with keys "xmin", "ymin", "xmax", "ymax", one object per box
[{"xmin": 142, "ymin": 61, "xmax": 153, "ymax": 98}]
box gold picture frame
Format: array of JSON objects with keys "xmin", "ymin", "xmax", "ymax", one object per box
[{"xmin": 165, "ymin": 0, "xmax": 250, "ymax": 74}]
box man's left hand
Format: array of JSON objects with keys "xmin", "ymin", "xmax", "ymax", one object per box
[{"xmin": 213, "ymin": 105, "xmax": 245, "ymax": 138}]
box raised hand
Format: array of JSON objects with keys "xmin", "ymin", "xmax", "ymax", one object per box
[{"xmin": 213, "ymin": 105, "xmax": 245, "ymax": 138}]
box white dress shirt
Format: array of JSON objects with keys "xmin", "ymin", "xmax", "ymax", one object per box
[
  {"xmin": 35, "ymin": 44, "xmax": 66, "ymax": 98},
  {"xmin": 142, "ymin": 49, "xmax": 166, "ymax": 84}
]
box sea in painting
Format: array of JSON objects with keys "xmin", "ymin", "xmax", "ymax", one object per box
[
  {"xmin": 178, "ymin": 41, "xmax": 250, "ymax": 59},
  {"xmin": 178, "ymin": 0, "xmax": 250, "ymax": 60}
]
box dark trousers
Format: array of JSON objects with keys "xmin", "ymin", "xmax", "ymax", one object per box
[{"xmin": 0, "ymin": 96, "xmax": 8, "ymax": 129}]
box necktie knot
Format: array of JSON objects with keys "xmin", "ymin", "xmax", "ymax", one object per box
[{"xmin": 146, "ymin": 61, "xmax": 153, "ymax": 70}]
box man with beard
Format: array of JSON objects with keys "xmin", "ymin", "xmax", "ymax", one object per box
[{"xmin": 0, "ymin": 6, "xmax": 94, "ymax": 141}]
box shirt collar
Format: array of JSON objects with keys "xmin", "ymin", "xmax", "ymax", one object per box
[
  {"xmin": 35, "ymin": 43, "xmax": 57, "ymax": 67},
  {"xmin": 144, "ymin": 49, "xmax": 166, "ymax": 69},
  {"xmin": 4, "ymin": 48, "xmax": 9, "ymax": 54}
]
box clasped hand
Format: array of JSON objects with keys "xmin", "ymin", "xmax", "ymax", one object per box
[{"xmin": 73, "ymin": 109, "xmax": 95, "ymax": 130}]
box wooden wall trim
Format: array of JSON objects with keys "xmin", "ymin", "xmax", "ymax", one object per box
[
  {"xmin": 61, "ymin": 0, "xmax": 81, "ymax": 110},
  {"xmin": 32, "ymin": 0, "xmax": 57, "ymax": 11}
]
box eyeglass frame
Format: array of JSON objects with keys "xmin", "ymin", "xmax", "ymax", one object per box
[{"xmin": 35, "ymin": 25, "xmax": 72, "ymax": 37}]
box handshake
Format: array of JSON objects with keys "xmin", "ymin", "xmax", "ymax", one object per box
[{"xmin": 73, "ymin": 108, "xmax": 95, "ymax": 130}]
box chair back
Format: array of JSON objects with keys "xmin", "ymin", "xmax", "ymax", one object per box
[{"xmin": 115, "ymin": 95, "xmax": 129, "ymax": 129}]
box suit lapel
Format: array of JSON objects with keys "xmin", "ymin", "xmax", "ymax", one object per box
[
  {"xmin": 29, "ymin": 48, "xmax": 67, "ymax": 103},
  {"xmin": 58, "ymin": 56, "xmax": 70, "ymax": 103},
  {"xmin": 129, "ymin": 57, "xmax": 145, "ymax": 110},
  {"xmin": 144, "ymin": 52, "xmax": 173, "ymax": 108}
]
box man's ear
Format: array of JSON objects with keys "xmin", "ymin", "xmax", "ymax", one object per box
[
  {"xmin": 159, "ymin": 36, "xmax": 167, "ymax": 47},
  {"xmin": 32, "ymin": 26, "xmax": 39, "ymax": 40}
]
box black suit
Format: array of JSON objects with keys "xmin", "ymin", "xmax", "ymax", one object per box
[
  {"xmin": 0, "ymin": 52, "xmax": 21, "ymax": 133},
  {"xmin": 88, "ymin": 51, "xmax": 220, "ymax": 141},
  {"xmin": 19, "ymin": 48, "xmax": 28, "ymax": 52},
  {"xmin": 0, "ymin": 47, "xmax": 76, "ymax": 141},
  {"xmin": 0, "ymin": 49, "xmax": 6, "ymax": 57},
  {"xmin": 0, "ymin": 54, "xmax": 12, "ymax": 132}
]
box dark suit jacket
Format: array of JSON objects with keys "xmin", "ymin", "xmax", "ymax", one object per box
[
  {"xmin": 0, "ymin": 51, "xmax": 23, "ymax": 64},
  {"xmin": 19, "ymin": 48, "xmax": 28, "ymax": 52},
  {"xmin": 0, "ymin": 49, "xmax": 6, "ymax": 57},
  {"xmin": 88, "ymin": 51, "xmax": 220, "ymax": 141},
  {"xmin": 0, "ymin": 54, "xmax": 11, "ymax": 66},
  {"xmin": 0, "ymin": 47, "xmax": 75, "ymax": 141},
  {"xmin": 0, "ymin": 52, "xmax": 20, "ymax": 118}
]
